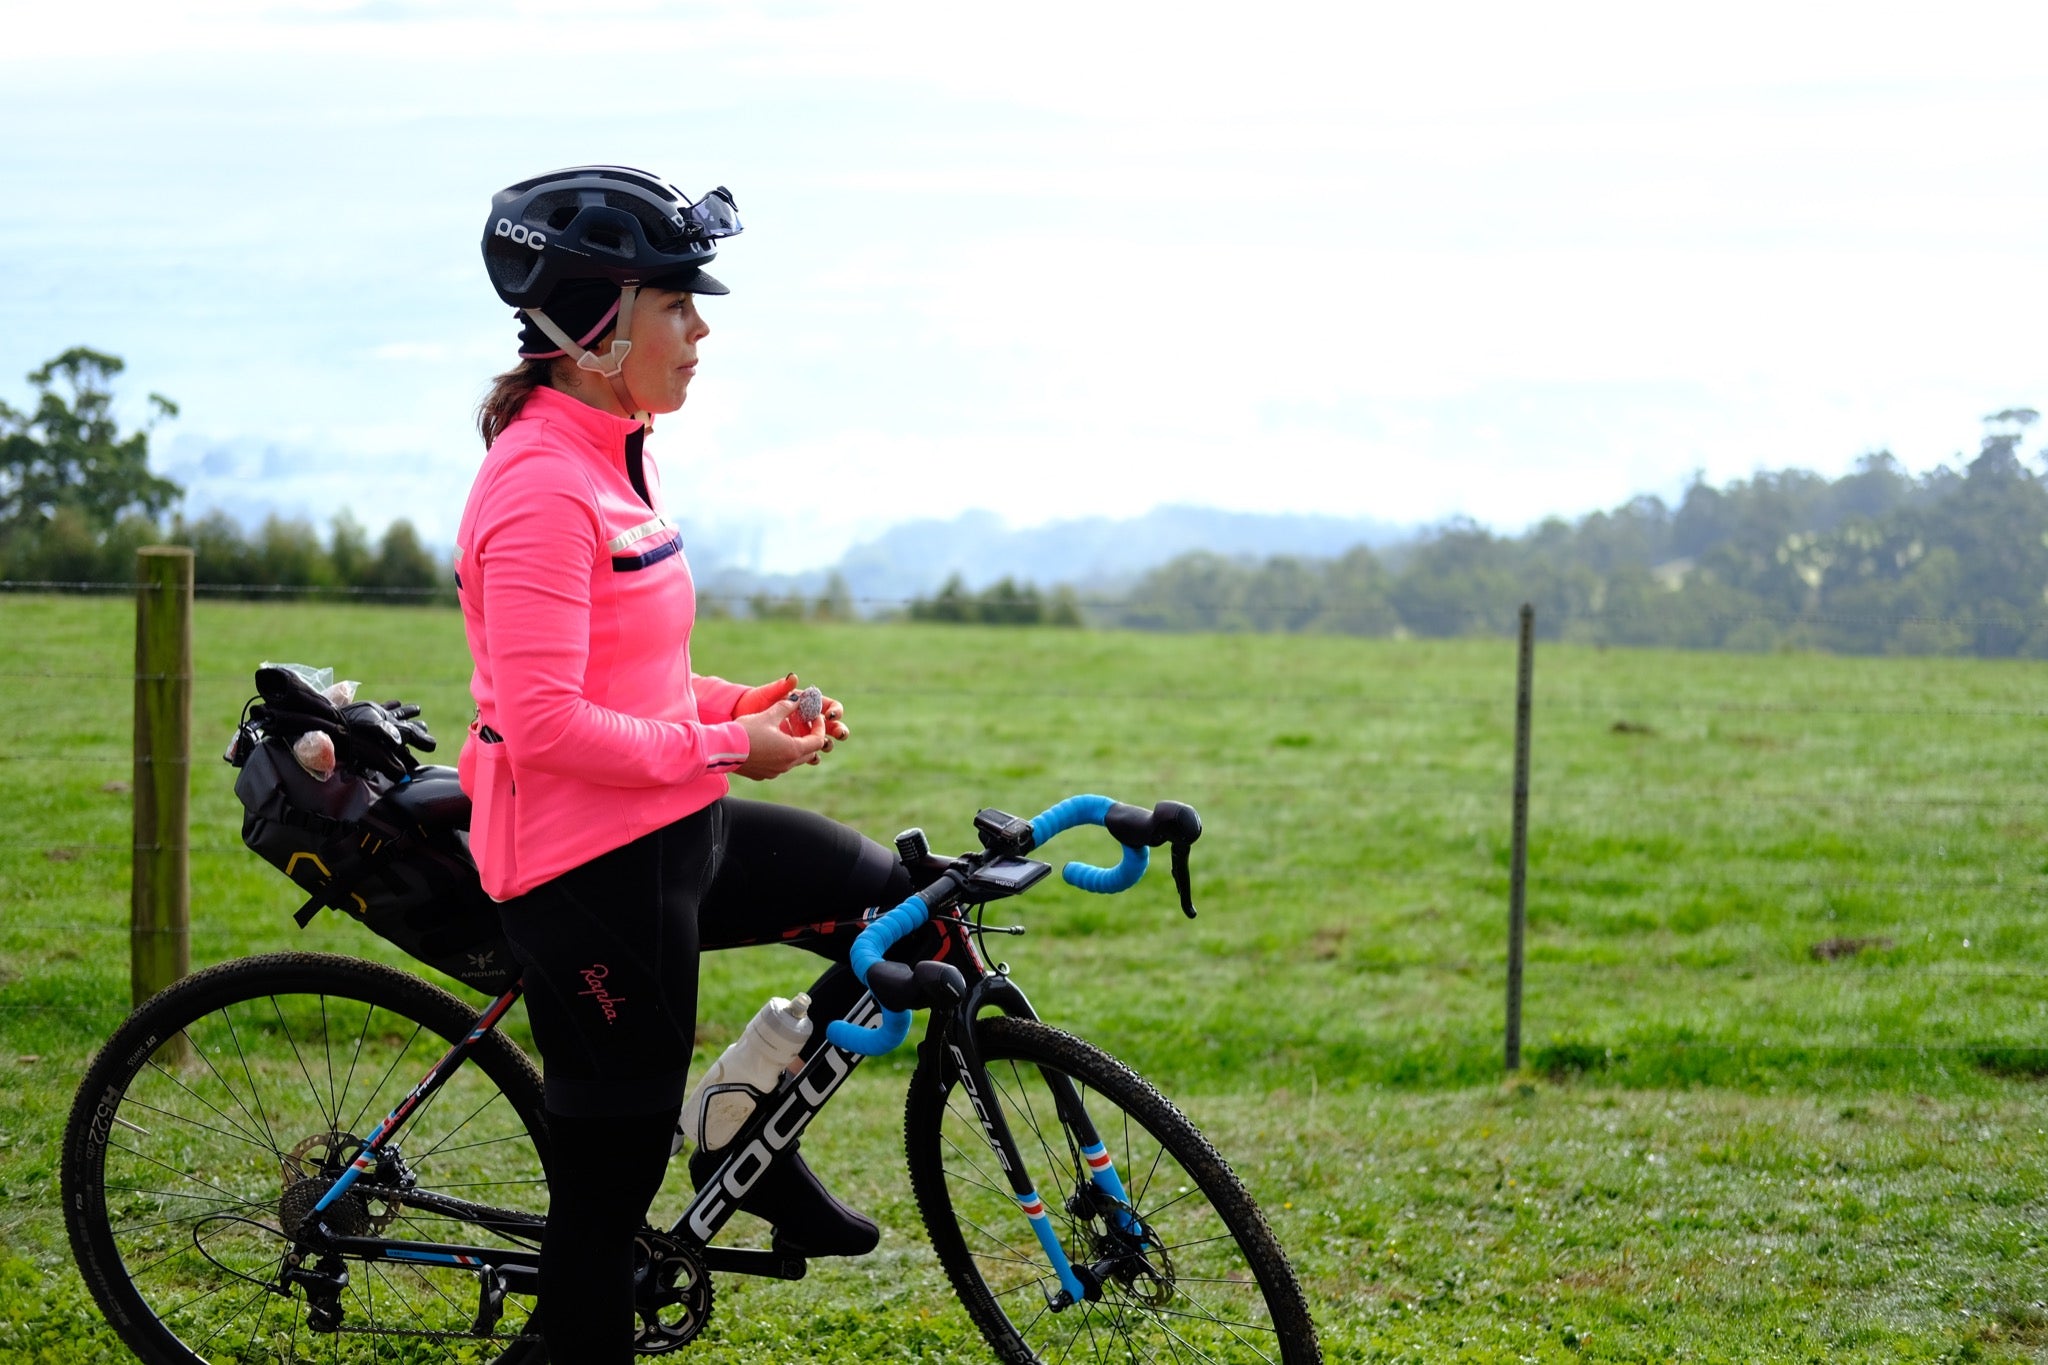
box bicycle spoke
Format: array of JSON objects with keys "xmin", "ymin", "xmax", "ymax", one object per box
[
  {"xmin": 950, "ymin": 1210, "xmax": 1046, "ymax": 1270},
  {"xmin": 272, "ymin": 993, "xmax": 338, "ymax": 1135},
  {"xmin": 407, "ymin": 1087, "xmax": 509, "ymax": 1166},
  {"xmin": 238, "ymin": 1274, "xmax": 268, "ymax": 1363},
  {"xmin": 153, "ymin": 1249, "xmax": 262, "ymax": 1328},
  {"xmin": 1099, "ymin": 1292, "xmax": 1158, "ymax": 1365},
  {"xmin": 1144, "ymin": 1297, "xmax": 1283, "ymax": 1345},
  {"xmin": 1139, "ymin": 1184, "xmax": 1206, "ymax": 1221},
  {"xmin": 335, "ymin": 998, "xmax": 376, "ymax": 1144},
  {"xmin": 108, "ymin": 1139, "xmax": 255, "ymax": 1212},
  {"xmin": 344, "ymin": 1019, "xmax": 427, "ymax": 1140},
  {"xmin": 1134, "ymin": 1107, "xmax": 1167, "ymax": 1207},
  {"xmin": 168, "ymin": 1033, "xmax": 280, "ymax": 1157},
  {"xmin": 1047, "ymin": 1308, "xmax": 1088, "ymax": 1365},
  {"xmin": 119, "ymin": 1091, "xmax": 277, "ymax": 1156},
  {"xmin": 1150, "ymin": 1303, "xmax": 1282, "ymax": 1365},
  {"xmin": 104, "ymin": 1190, "xmax": 280, "ymax": 1240},
  {"xmin": 120, "ymin": 1234, "xmax": 209, "ymax": 1288},
  {"xmin": 320, "ymin": 994, "xmax": 341, "ymax": 1136},
  {"xmin": 220, "ymin": 1002, "xmax": 286, "ymax": 1157},
  {"xmin": 937, "ymin": 1120, "xmax": 1025, "ymax": 1204},
  {"xmin": 365, "ymin": 1257, "xmax": 436, "ymax": 1334},
  {"xmin": 189, "ymin": 1274, "xmax": 282, "ymax": 1354}
]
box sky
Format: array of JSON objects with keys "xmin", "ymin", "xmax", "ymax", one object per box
[{"xmin": 2, "ymin": 0, "xmax": 2044, "ymax": 573}]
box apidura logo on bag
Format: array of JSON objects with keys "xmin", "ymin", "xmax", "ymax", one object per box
[{"xmin": 578, "ymin": 964, "xmax": 625, "ymax": 1023}]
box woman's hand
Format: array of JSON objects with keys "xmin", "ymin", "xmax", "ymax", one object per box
[
  {"xmin": 733, "ymin": 673, "xmax": 799, "ymax": 718},
  {"xmin": 816, "ymin": 694, "xmax": 848, "ymax": 748},
  {"xmin": 734, "ymin": 674, "xmax": 850, "ymax": 750},
  {"xmin": 735, "ymin": 699, "xmax": 830, "ymax": 780}
]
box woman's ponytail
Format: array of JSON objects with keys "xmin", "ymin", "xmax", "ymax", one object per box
[{"xmin": 476, "ymin": 358, "xmax": 555, "ymax": 449}]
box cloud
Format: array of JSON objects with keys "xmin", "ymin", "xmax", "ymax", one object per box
[{"xmin": 4, "ymin": 1, "xmax": 2045, "ymax": 577}]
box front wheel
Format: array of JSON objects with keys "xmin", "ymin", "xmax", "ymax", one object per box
[
  {"xmin": 62, "ymin": 952, "xmax": 551, "ymax": 1364},
  {"xmin": 905, "ymin": 1016, "xmax": 1320, "ymax": 1365}
]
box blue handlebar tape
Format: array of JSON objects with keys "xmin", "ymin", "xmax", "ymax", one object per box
[
  {"xmin": 1064, "ymin": 841, "xmax": 1149, "ymax": 892},
  {"xmin": 1029, "ymin": 794, "xmax": 1150, "ymax": 894},
  {"xmin": 823, "ymin": 894, "xmax": 930, "ymax": 1056},
  {"xmin": 1028, "ymin": 793, "xmax": 1114, "ymax": 844}
]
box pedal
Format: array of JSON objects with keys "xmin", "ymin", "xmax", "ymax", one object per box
[
  {"xmin": 701, "ymin": 1245, "xmax": 808, "ymax": 1281},
  {"xmin": 471, "ymin": 1265, "xmax": 508, "ymax": 1336}
]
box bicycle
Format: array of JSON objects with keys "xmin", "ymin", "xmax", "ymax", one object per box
[{"xmin": 63, "ymin": 783, "xmax": 1323, "ymax": 1364}]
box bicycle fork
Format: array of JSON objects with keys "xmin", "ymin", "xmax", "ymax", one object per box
[{"xmin": 942, "ymin": 1009, "xmax": 1148, "ymax": 1312}]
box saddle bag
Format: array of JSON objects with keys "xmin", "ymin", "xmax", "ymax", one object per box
[{"xmin": 227, "ymin": 665, "xmax": 520, "ymax": 995}]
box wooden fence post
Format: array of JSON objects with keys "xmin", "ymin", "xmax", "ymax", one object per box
[
  {"xmin": 1506, "ymin": 602, "xmax": 1534, "ymax": 1072},
  {"xmin": 133, "ymin": 546, "xmax": 193, "ymax": 1016}
]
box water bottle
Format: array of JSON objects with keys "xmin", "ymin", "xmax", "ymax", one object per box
[{"xmin": 673, "ymin": 993, "xmax": 813, "ymax": 1155}]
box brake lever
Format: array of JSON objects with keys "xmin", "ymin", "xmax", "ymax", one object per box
[{"xmin": 1171, "ymin": 842, "xmax": 1197, "ymax": 918}]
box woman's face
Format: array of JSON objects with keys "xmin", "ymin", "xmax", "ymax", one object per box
[{"xmin": 619, "ymin": 288, "xmax": 709, "ymax": 415}]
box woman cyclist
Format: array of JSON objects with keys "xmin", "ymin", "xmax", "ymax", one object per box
[{"xmin": 460, "ymin": 165, "xmax": 915, "ymax": 1364}]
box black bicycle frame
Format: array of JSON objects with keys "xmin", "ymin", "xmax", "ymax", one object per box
[{"xmin": 291, "ymin": 928, "xmax": 1130, "ymax": 1318}]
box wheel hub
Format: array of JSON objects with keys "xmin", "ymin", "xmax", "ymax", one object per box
[{"xmin": 1082, "ymin": 1197, "xmax": 1176, "ymax": 1308}]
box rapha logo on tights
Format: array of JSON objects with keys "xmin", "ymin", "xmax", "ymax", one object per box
[{"xmin": 578, "ymin": 964, "xmax": 625, "ymax": 1023}]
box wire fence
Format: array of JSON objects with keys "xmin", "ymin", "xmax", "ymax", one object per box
[{"xmin": 15, "ymin": 575, "xmax": 2048, "ymax": 634}]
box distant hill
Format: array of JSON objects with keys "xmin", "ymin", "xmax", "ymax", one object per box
[{"xmin": 694, "ymin": 505, "xmax": 1415, "ymax": 610}]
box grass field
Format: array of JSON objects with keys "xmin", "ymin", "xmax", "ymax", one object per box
[{"xmin": 1, "ymin": 592, "xmax": 2045, "ymax": 1362}]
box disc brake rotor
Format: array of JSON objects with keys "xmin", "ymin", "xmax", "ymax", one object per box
[
  {"xmin": 1091, "ymin": 1201, "xmax": 1176, "ymax": 1308},
  {"xmin": 278, "ymin": 1132, "xmax": 400, "ymax": 1236}
]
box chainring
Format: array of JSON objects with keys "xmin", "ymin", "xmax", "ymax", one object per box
[{"xmin": 631, "ymin": 1229, "xmax": 714, "ymax": 1354}]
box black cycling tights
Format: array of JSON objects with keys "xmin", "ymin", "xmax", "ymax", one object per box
[
  {"xmin": 497, "ymin": 797, "xmax": 916, "ymax": 1363},
  {"xmin": 536, "ymin": 1106, "xmax": 679, "ymax": 1364}
]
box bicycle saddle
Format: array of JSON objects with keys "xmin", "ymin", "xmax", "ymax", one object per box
[{"xmin": 375, "ymin": 766, "xmax": 471, "ymax": 834}]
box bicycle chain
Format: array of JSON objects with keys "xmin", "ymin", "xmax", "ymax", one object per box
[{"xmin": 323, "ymin": 1324, "xmax": 542, "ymax": 1343}]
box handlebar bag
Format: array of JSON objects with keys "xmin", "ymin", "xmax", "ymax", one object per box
[{"xmin": 232, "ymin": 741, "xmax": 520, "ymax": 995}]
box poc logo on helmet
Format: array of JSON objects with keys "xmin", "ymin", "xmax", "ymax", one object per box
[{"xmin": 494, "ymin": 218, "xmax": 547, "ymax": 250}]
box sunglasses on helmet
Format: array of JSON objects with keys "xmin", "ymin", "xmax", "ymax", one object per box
[{"xmin": 677, "ymin": 187, "xmax": 741, "ymax": 240}]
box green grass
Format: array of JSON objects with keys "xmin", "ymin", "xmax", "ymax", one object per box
[{"xmin": 1, "ymin": 594, "xmax": 2046, "ymax": 1361}]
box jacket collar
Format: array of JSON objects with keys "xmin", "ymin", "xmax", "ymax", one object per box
[{"xmin": 520, "ymin": 384, "xmax": 645, "ymax": 470}]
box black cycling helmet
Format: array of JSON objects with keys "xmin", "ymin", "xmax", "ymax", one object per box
[
  {"xmin": 483, "ymin": 165, "xmax": 741, "ymax": 415},
  {"xmin": 483, "ymin": 165, "xmax": 741, "ymax": 309}
]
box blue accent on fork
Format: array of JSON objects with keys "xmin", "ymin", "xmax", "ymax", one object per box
[
  {"xmin": 1018, "ymin": 1190, "xmax": 1089, "ymax": 1304},
  {"xmin": 1081, "ymin": 1139, "xmax": 1148, "ymax": 1240}
]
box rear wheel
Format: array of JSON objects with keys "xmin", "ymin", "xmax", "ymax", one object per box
[
  {"xmin": 63, "ymin": 952, "xmax": 551, "ymax": 1364},
  {"xmin": 905, "ymin": 1016, "xmax": 1320, "ymax": 1365}
]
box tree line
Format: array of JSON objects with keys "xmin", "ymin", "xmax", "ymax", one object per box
[
  {"xmin": 1107, "ymin": 411, "xmax": 2048, "ymax": 656},
  {"xmin": 0, "ymin": 348, "xmax": 444, "ymax": 598},
  {"xmin": 7, "ymin": 348, "xmax": 2046, "ymax": 653}
]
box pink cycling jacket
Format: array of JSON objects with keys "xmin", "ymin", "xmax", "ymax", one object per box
[{"xmin": 454, "ymin": 385, "xmax": 751, "ymax": 900}]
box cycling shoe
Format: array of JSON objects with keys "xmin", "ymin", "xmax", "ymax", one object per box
[{"xmin": 687, "ymin": 1142, "xmax": 879, "ymax": 1257}]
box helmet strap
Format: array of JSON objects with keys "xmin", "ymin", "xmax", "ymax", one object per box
[{"xmin": 523, "ymin": 284, "xmax": 650, "ymax": 425}]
